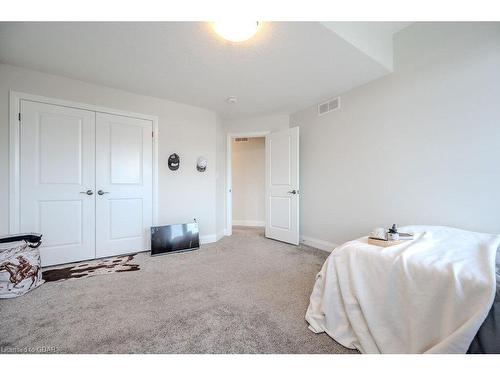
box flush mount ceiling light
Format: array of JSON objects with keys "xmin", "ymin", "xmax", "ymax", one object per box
[
  {"xmin": 212, "ymin": 21, "xmax": 260, "ymax": 42},
  {"xmin": 226, "ymin": 96, "xmax": 238, "ymax": 104}
]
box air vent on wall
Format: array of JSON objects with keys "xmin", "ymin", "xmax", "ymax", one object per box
[
  {"xmin": 318, "ymin": 97, "xmax": 340, "ymax": 116},
  {"xmin": 234, "ymin": 138, "xmax": 249, "ymax": 142}
]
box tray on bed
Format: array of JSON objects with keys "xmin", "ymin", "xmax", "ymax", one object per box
[{"xmin": 367, "ymin": 237, "xmax": 407, "ymax": 247}]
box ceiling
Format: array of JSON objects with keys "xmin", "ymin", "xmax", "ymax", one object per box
[
  {"xmin": 0, "ymin": 22, "xmax": 410, "ymax": 119},
  {"xmin": 321, "ymin": 22, "xmax": 412, "ymax": 70}
]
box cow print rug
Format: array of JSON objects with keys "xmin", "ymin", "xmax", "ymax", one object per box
[{"xmin": 42, "ymin": 254, "xmax": 140, "ymax": 283}]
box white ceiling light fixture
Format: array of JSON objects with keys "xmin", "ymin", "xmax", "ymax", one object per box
[{"xmin": 212, "ymin": 21, "xmax": 260, "ymax": 43}]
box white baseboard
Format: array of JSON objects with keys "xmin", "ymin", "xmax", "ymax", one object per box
[
  {"xmin": 232, "ymin": 220, "xmax": 265, "ymax": 227},
  {"xmin": 200, "ymin": 234, "xmax": 217, "ymax": 244},
  {"xmin": 215, "ymin": 230, "xmax": 225, "ymax": 241},
  {"xmin": 300, "ymin": 235, "xmax": 338, "ymax": 253},
  {"xmin": 200, "ymin": 231, "xmax": 226, "ymax": 245}
]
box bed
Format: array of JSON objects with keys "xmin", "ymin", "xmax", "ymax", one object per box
[{"xmin": 305, "ymin": 225, "xmax": 500, "ymax": 354}]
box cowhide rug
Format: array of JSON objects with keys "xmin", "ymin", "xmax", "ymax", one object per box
[{"xmin": 42, "ymin": 254, "xmax": 140, "ymax": 283}]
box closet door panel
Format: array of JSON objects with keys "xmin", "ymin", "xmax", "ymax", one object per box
[
  {"xmin": 95, "ymin": 113, "xmax": 153, "ymax": 258},
  {"xmin": 19, "ymin": 100, "xmax": 96, "ymax": 266}
]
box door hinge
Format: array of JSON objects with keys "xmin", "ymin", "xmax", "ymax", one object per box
[
  {"xmin": 152, "ymin": 131, "xmax": 154, "ymax": 138},
  {"xmin": 18, "ymin": 113, "xmax": 21, "ymax": 122}
]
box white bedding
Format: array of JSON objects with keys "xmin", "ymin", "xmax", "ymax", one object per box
[{"xmin": 305, "ymin": 226, "xmax": 500, "ymax": 353}]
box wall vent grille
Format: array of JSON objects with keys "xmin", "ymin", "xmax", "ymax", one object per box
[
  {"xmin": 234, "ymin": 137, "xmax": 249, "ymax": 142},
  {"xmin": 318, "ymin": 97, "xmax": 340, "ymax": 116}
]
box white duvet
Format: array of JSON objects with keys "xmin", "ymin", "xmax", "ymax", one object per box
[{"xmin": 305, "ymin": 226, "xmax": 500, "ymax": 353}]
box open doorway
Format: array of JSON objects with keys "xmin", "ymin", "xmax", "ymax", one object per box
[
  {"xmin": 226, "ymin": 131, "xmax": 269, "ymax": 236},
  {"xmin": 226, "ymin": 128, "xmax": 300, "ymax": 244},
  {"xmin": 232, "ymin": 137, "xmax": 265, "ymax": 227}
]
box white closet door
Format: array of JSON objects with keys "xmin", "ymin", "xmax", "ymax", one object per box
[
  {"xmin": 19, "ymin": 100, "xmax": 96, "ymax": 266},
  {"xmin": 95, "ymin": 113, "xmax": 153, "ymax": 258}
]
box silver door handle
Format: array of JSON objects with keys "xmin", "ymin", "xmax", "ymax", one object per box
[
  {"xmin": 97, "ymin": 190, "xmax": 110, "ymax": 195},
  {"xmin": 287, "ymin": 189, "xmax": 298, "ymax": 195},
  {"xmin": 80, "ymin": 190, "xmax": 94, "ymax": 195}
]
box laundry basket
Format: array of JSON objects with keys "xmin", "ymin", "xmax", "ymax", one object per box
[{"xmin": 0, "ymin": 233, "xmax": 44, "ymax": 298}]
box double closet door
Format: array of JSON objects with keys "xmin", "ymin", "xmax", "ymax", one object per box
[{"xmin": 19, "ymin": 100, "xmax": 153, "ymax": 266}]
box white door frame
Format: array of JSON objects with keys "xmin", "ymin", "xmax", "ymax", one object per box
[
  {"xmin": 225, "ymin": 131, "xmax": 269, "ymax": 236},
  {"xmin": 8, "ymin": 90, "xmax": 159, "ymax": 234}
]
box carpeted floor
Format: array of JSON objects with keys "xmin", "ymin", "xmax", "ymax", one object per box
[{"xmin": 0, "ymin": 227, "xmax": 356, "ymax": 354}]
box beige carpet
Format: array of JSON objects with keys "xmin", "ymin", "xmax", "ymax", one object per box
[{"xmin": 0, "ymin": 227, "xmax": 356, "ymax": 354}]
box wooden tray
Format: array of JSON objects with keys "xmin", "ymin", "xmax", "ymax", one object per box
[{"xmin": 368, "ymin": 237, "xmax": 406, "ymax": 247}]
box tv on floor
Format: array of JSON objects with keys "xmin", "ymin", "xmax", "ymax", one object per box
[{"xmin": 150, "ymin": 223, "xmax": 200, "ymax": 256}]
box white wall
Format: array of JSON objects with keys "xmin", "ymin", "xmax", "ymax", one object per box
[
  {"xmin": 291, "ymin": 22, "xmax": 500, "ymax": 247},
  {"xmin": 223, "ymin": 113, "xmax": 290, "ymax": 134},
  {"xmin": 0, "ymin": 64, "xmax": 219, "ymax": 241},
  {"xmin": 232, "ymin": 138, "xmax": 266, "ymax": 226}
]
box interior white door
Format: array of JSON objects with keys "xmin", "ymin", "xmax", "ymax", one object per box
[
  {"xmin": 95, "ymin": 113, "xmax": 153, "ymax": 258},
  {"xmin": 19, "ymin": 100, "xmax": 96, "ymax": 266},
  {"xmin": 265, "ymin": 127, "xmax": 300, "ymax": 245}
]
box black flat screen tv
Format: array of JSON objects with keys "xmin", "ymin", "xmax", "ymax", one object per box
[{"xmin": 150, "ymin": 223, "xmax": 200, "ymax": 256}]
